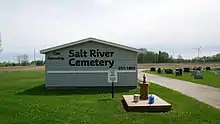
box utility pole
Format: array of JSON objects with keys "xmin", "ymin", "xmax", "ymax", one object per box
[
  {"xmin": 192, "ymin": 45, "xmax": 202, "ymax": 59},
  {"xmin": 12, "ymin": 56, "xmax": 14, "ymax": 61},
  {"xmin": 0, "ymin": 32, "xmax": 3, "ymax": 53}
]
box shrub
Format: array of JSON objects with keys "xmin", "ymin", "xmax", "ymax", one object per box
[
  {"xmin": 150, "ymin": 67, "xmax": 156, "ymax": 72},
  {"xmin": 179, "ymin": 68, "xmax": 183, "ymax": 75},
  {"xmin": 193, "ymin": 67, "xmax": 201, "ymax": 71},
  {"xmin": 184, "ymin": 68, "xmax": 190, "ymax": 72},
  {"xmin": 164, "ymin": 69, "xmax": 173, "ymax": 74},
  {"xmin": 11, "ymin": 63, "xmax": 17, "ymax": 66},
  {"xmin": 206, "ymin": 67, "xmax": 211, "ymax": 70},
  {"xmin": 197, "ymin": 67, "xmax": 202, "ymax": 71},
  {"xmin": 157, "ymin": 68, "xmax": 162, "ymax": 74}
]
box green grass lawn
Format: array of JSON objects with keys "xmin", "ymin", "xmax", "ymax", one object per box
[
  {"xmin": 144, "ymin": 70, "xmax": 220, "ymax": 88},
  {"xmin": 0, "ymin": 71, "xmax": 220, "ymax": 124}
]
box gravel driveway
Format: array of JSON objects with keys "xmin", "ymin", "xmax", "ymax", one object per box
[{"xmin": 138, "ymin": 69, "xmax": 220, "ymax": 109}]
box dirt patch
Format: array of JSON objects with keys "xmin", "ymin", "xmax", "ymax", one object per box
[
  {"xmin": 0, "ymin": 66, "xmax": 45, "ymax": 71},
  {"xmin": 1, "ymin": 63, "xmax": 220, "ymax": 71},
  {"xmin": 138, "ymin": 63, "xmax": 220, "ymax": 69}
]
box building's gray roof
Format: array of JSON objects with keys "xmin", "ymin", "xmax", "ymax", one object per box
[{"xmin": 40, "ymin": 37, "xmax": 140, "ymax": 54}]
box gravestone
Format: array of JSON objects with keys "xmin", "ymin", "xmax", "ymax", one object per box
[
  {"xmin": 175, "ymin": 68, "xmax": 182, "ymax": 76},
  {"xmin": 179, "ymin": 69, "xmax": 183, "ymax": 75},
  {"xmin": 190, "ymin": 71, "xmax": 198, "ymax": 76},
  {"xmin": 191, "ymin": 71, "xmax": 203, "ymax": 79},
  {"xmin": 211, "ymin": 71, "xmax": 220, "ymax": 75},
  {"xmin": 194, "ymin": 73, "xmax": 203, "ymax": 79}
]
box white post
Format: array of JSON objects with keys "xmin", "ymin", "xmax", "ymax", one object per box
[
  {"xmin": 0, "ymin": 32, "xmax": 3, "ymax": 53},
  {"xmin": 34, "ymin": 48, "xmax": 36, "ymax": 66}
]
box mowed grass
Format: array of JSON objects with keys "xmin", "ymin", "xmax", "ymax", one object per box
[
  {"xmin": 145, "ymin": 70, "xmax": 220, "ymax": 88},
  {"xmin": 0, "ymin": 71, "xmax": 220, "ymax": 124}
]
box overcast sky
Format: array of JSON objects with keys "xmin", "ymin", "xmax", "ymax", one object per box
[{"xmin": 0, "ymin": 0, "xmax": 220, "ymax": 61}]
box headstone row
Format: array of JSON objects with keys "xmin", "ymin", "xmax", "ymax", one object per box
[{"xmin": 149, "ymin": 67, "xmax": 207, "ymax": 79}]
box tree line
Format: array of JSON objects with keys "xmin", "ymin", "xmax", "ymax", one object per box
[
  {"xmin": 0, "ymin": 54, "xmax": 44, "ymax": 67},
  {"xmin": 138, "ymin": 48, "xmax": 220, "ymax": 63},
  {"xmin": 1, "ymin": 49, "xmax": 220, "ymax": 67}
]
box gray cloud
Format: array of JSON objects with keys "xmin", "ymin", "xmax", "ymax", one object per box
[{"xmin": 0, "ymin": 0, "xmax": 219, "ymax": 61}]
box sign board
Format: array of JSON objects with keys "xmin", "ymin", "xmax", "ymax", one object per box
[{"xmin": 108, "ymin": 69, "xmax": 118, "ymax": 83}]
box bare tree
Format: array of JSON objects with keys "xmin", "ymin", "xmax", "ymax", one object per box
[
  {"xmin": 17, "ymin": 54, "xmax": 29, "ymax": 66},
  {"xmin": 23, "ymin": 54, "xmax": 28, "ymax": 61},
  {"xmin": 178, "ymin": 54, "xmax": 183, "ymax": 60},
  {"xmin": 23, "ymin": 54, "xmax": 29, "ymax": 64},
  {"xmin": 17, "ymin": 55, "xmax": 22, "ymax": 65}
]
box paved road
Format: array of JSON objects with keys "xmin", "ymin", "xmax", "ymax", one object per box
[{"xmin": 138, "ymin": 69, "xmax": 220, "ymax": 109}]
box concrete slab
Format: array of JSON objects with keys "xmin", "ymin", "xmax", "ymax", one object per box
[{"xmin": 122, "ymin": 94, "xmax": 171, "ymax": 112}]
